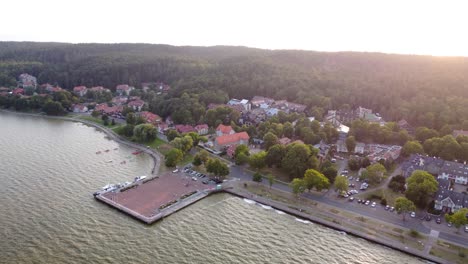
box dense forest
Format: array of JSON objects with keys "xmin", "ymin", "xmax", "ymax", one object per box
[{"xmin": 2, "ymin": 41, "xmax": 468, "ymax": 130}]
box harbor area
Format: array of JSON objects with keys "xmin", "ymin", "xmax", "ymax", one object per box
[{"xmin": 95, "ymin": 171, "xmax": 218, "ymax": 224}]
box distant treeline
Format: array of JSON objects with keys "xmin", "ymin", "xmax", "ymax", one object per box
[{"xmin": 2, "ymin": 42, "xmax": 468, "ymax": 129}]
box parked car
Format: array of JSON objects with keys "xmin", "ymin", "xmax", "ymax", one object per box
[
  {"xmin": 410, "ymin": 212, "xmax": 416, "ymax": 218},
  {"xmin": 390, "ymin": 207, "xmax": 395, "ymax": 212},
  {"xmin": 365, "ymin": 200, "xmax": 370, "ymax": 206},
  {"xmin": 385, "ymin": 205, "xmax": 390, "ymax": 211},
  {"xmin": 436, "ymin": 218, "xmax": 441, "ymax": 224},
  {"xmin": 202, "ymin": 180, "xmax": 208, "ymax": 184},
  {"xmin": 191, "ymin": 177, "xmax": 197, "ymax": 181},
  {"xmin": 348, "ymin": 197, "xmax": 355, "ymax": 202},
  {"xmin": 371, "ymin": 202, "xmax": 376, "ymax": 208},
  {"xmin": 465, "ymin": 225, "xmax": 468, "ymax": 232},
  {"xmin": 172, "ymin": 169, "xmax": 179, "ymax": 173},
  {"xmin": 448, "ymin": 222, "xmax": 453, "ymax": 227},
  {"xmin": 348, "ymin": 177, "xmax": 354, "ymax": 181},
  {"xmin": 357, "ymin": 199, "xmax": 362, "ymax": 204}
]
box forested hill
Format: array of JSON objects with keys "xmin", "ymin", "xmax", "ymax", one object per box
[{"xmin": 2, "ymin": 41, "xmax": 468, "ymax": 129}]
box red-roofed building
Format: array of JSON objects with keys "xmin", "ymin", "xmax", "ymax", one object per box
[
  {"xmin": 216, "ymin": 124, "xmax": 234, "ymax": 136},
  {"xmin": 73, "ymin": 86, "xmax": 88, "ymax": 97},
  {"xmin": 12, "ymin": 88, "xmax": 24, "ymax": 95},
  {"xmin": 175, "ymin": 125, "xmax": 195, "ymax": 134},
  {"xmin": 138, "ymin": 111, "xmax": 162, "ymax": 124},
  {"xmin": 116, "ymin": 84, "xmax": 134, "ymax": 96},
  {"xmin": 194, "ymin": 124, "xmax": 209, "ymax": 135},
  {"xmin": 214, "ymin": 132, "xmax": 250, "ymax": 150},
  {"xmin": 95, "ymin": 103, "xmax": 123, "ymax": 115},
  {"xmin": 128, "ymin": 99, "xmax": 145, "ymax": 111}
]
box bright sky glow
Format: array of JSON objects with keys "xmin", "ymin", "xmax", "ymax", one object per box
[{"xmin": 2, "ymin": 0, "xmax": 468, "ymax": 56}]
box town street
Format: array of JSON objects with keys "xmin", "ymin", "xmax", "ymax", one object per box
[{"xmin": 227, "ymin": 165, "xmax": 468, "ymax": 247}]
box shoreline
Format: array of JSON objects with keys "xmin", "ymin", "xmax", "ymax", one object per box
[
  {"xmin": 0, "ymin": 109, "xmax": 162, "ymax": 176},
  {"xmin": 223, "ymin": 188, "xmax": 446, "ymax": 264},
  {"xmin": 0, "ymin": 109, "xmax": 450, "ymax": 263}
]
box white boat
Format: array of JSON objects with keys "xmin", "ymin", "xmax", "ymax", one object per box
[
  {"xmin": 102, "ymin": 184, "xmax": 113, "ymax": 190},
  {"xmin": 134, "ymin": 175, "xmax": 147, "ymax": 181}
]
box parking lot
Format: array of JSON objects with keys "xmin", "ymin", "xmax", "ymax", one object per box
[{"xmin": 179, "ymin": 165, "xmax": 223, "ymax": 185}]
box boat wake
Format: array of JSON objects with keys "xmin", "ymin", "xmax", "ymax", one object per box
[
  {"xmin": 295, "ymin": 218, "xmax": 311, "ymax": 224},
  {"xmin": 243, "ymin": 198, "xmax": 256, "ymax": 204},
  {"xmin": 259, "ymin": 204, "xmax": 272, "ymax": 210}
]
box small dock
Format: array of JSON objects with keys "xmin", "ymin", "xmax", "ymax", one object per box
[{"xmin": 94, "ymin": 172, "xmax": 218, "ymax": 224}]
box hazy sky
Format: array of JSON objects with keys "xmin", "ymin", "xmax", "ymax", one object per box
[{"xmin": 3, "ymin": 0, "xmax": 468, "ymax": 56}]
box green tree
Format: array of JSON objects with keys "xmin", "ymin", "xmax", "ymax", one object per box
[
  {"xmin": 348, "ymin": 158, "xmax": 361, "ymax": 171},
  {"xmin": 126, "ymin": 112, "xmax": 136, "ymax": 125},
  {"xmin": 165, "ymin": 148, "xmax": 183, "ymax": 167},
  {"xmin": 395, "ymin": 197, "xmax": 416, "ymax": 221},
  {"xmin": 42, "ymin": 101, "xmax": 64, "ymax": 115},
  {"xmin": 252, "ymin": 172, "xmax": 263, "ymax": 183},
  {"xmin": 366, "ymin": 163, "xmax": 387, "ymax": 185},
  {"xmin": 133, "ymin": 124, "xmax": 157, "ymax": 142},
  {"xmin": 166, "ymin": 129, "xmax": 180, "ymax": 141},
  {"xmin": 206, "ymin": 158, "xmax": 229, "ymax": 178},
  {"xmin": 192, "ymin": 154, "xmax": 202, "ymax": 166},
  {"xmin": 405, "ymin": 170, "xmax": 438, "ymax": 208},
  {"xmin": 345, "ymin": 136, "xmax": 356, "ymax": 153},
  {"xmin": 265, "ymin": 144, "xmax": 286, "ymax": 167},
  {"xmin": 282, "ymin": 143, "xmax": 313, "ymax": 179},
  {"xmin": 401, "ymin": 141, "xmax": 424, "ymax": 157},
  {"xmin": 235, "ymin": 152, "xmax": 249, "ymax": 165},
  {"xmin": 267, "ymin": 174, "xmax": 275, "ymax": 189},
  {"xmin": 303, "ymin": 169, "xmax": 330, "ymax": 192},
  {"xmin": 234, "ymin": 144, "xmax": 250, "ymax": 157},
  {"xmin": 91, "ymin": 110, "xmax": 100, "ymax": 118},
  {"xmin": 334, "ymin": 175, "xmax": 349, "ymax": 194},
  {"xmin": 249, "ymin": 151, "xmax": 267, "ymax": 170},
  {"xmin": 171, "ymin": 135, "xmax": 193, "ymax": 153},
  {"xmin": 263, "ymin": 132, "xmax": 279, "ymax": 150},
  {"xmin": 289, "ymin": 178, "xmax": 305, "ymax": 198},
  {"xmin": 445, "ymin": 208, "xmax": 468, "ymax": 233},
  {"xmin": 197, "ymin": 150, "xmax": 210, "ymax": 164},
  {"xmin": 321, "ymin": 166, "xmax": 338, "ymax": 184}
]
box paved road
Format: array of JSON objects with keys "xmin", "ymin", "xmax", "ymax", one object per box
[{"xmin": 229, "ymin": 165, "xmax": 468, "ymax": 246}]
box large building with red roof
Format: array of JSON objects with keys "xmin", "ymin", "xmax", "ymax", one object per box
[
  {"xmin": 214, "ymin": 132, "xmax": 250, "ymax": 150},
  {"xmin": 216, "ymin": 124, "xmax": 234, "ymax": 136}
]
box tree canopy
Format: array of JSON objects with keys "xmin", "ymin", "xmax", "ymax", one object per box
[{"xmin": 405, "ymin": 170, "xmax": 438, "ymax": 208}]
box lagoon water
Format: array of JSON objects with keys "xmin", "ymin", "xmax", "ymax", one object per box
[{"xmin": 0, "ymin": 112, "xmax": 424, "ymax": 264}]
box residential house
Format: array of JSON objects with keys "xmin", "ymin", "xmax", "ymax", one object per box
[
  {"xmin": 95, "ymin": 103, "xmax": 123, "ymax": 116},
  {"xmin": 214, "ymin": 132, "xmax": 250, "ymax": 150},
  {"xmin": 128, "ymin": 99, "xmax": 145, "ymax": 111},
  {"xmin": 157, "ymin": 122, "xmax": 169, "ymax": 133},
  {"xmin": 251, "ymin": 96, "xmax": 275, "ymax": 107},
  {"xmin": 266, "ymin": 108, "xmax": 279, "ymax": 116},
  {"xmin": 12, "ymin": 88, "xmax": 24, "ymax": 95},
  {"xmin": 72, "ymin": 104, "xmax": 88, "ymax": 113},
  {"xmin": 18, "ymin": 73, "xmax": 37, "ymax": 90},
  {"xmin": 112, "ymin": 96, "xmax": 128, "ymax": 106},
  {"xmin": 355, "ymin": 143, "xmax": 365, "ymax": 154},
  {"xmin": 175, "ymin": 125, "xmax": 195, "ymax": 134},
  {"xmin": 90, "ymin": 86, "xmax": 111, "ymax": 93},
  {"xmin": 434, "ymin": 179, "xmax": 468, "ymax": 213},
  {"xmin": 228, "ymin": 99, "xmax": 251, "ymax": 111},
  {"xmin": 216, "ymin": 124, "xmax": 235, "ymax": 136},
  {"xmin": 438, "ymin": 161, "xmax": 468, "ymax": 185},
  {"xmin": 116, "ymin": 84, "xmax": 134, "ymax": 96},
  {"xmin": 138, "ymin": 111, "xmax": 162, "ymax": 125},
  {"xmin": 194, "ymin": 124, "xmax": 209, "ymax": 135},
  {"xmin": 73, "ymin": 86, "xmax": 88, "ymax": 97},
  {"xmin": 287, "ymin": 102, "xmax": 307, "ymax": 113}
]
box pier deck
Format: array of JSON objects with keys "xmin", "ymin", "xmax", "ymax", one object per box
[{"xmin": 95, "ymin": 172, "xmax": 215, "ymax": 224}]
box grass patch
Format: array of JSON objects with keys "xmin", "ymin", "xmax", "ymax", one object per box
[
  {"xmin": 431, "ymin": 247, "xmax": 467, "ymax": 264},
  {"xmin": 77, "ymin": 115, "xmax": 119, "ymax": 128},
  {"xmin": 257, "ymin": 166, "xmax": 291, "ymax": 183},
  {"xmin": 392, "ymin": 227, "xmax": 404, "ymax": 234},
  {"xmin": 330, "ymin": 209, "xmax": 340, "ymax": 214}
]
